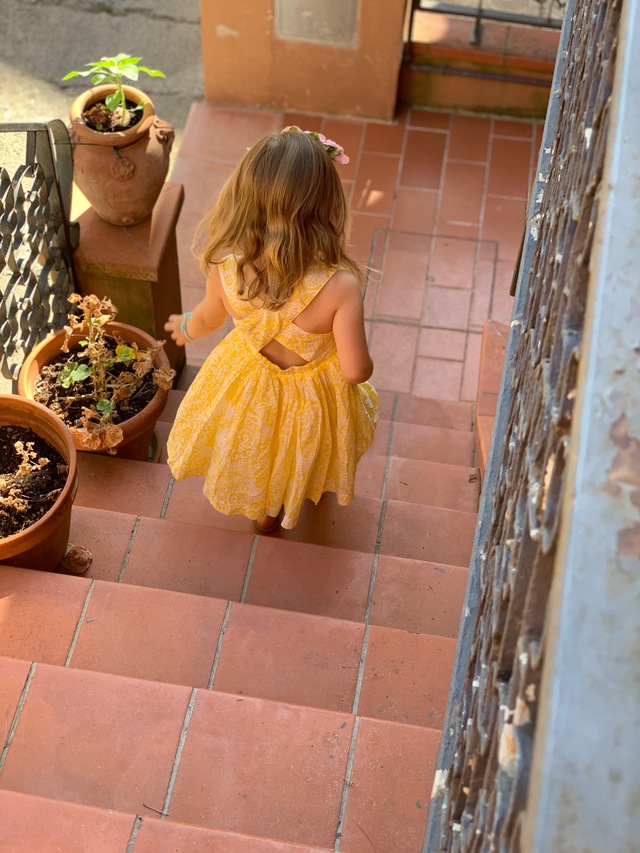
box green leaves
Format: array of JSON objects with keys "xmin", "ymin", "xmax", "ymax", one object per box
[
  {"xmin": 58, "ymin": 362, "xmax": 93, "ymax": 388},
  {"xmin": 62, "ymin": 54, "xmax": 165, "ymax": 86}
]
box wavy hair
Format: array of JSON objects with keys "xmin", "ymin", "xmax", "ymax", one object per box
[{"xmin": 194, "ymin": 129, "xmax": 364, "ymax": 309}]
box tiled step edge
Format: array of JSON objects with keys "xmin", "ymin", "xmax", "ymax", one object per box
[
  {"xmin": 0, "ymin": 789, "xmax": 333, "ymax": 851},
  {"xmin": 69, "ymin": 505, "xmax": 469, "ymax": 637},
  {"xmin": 0, "ymin": 565, "xmax": 457, "ymax": 728},
  {"xmin": 0, "ymin": 658, "xmax": 441, "ymax": 852},
  {"xmin": 74, "ymin": 454, "xmax": 478, "ymax": 564}
]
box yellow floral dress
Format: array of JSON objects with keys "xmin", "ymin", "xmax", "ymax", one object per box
[{"xmin": 167, "ymin": 256, "xmax": 379, "ymax": 528}]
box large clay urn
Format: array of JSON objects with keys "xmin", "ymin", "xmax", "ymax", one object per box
[
  {"xmin": 18, "ymin": 321, "xmax": 171, "ymax": 461},
  {"xmin": 0, "ymin": 395, "xmax": 78, "ymax": 572},
  {"xmin": 69, "ymin": 84, "xmax": 174, "ymax": 226}
]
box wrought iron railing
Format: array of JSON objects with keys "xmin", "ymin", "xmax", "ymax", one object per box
[
  {"xmin": 0, "ymin": 121, "xmax": 77, "ymax": 384},
  {"xmin": 425, "ymin": 0, "xmax": 637, "ymax": 847}
]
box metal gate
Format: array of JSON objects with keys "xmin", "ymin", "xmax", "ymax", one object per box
[
  {"xmin": 426, "ymin": 0, "xmax": 640, "ymax": 847},
  {"xmin": 0, "ymin": 121, "xmax": 77, "ymax": 384}
]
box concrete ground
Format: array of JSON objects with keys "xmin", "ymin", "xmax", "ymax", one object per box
[{"xmin": 0, "ymin": 0, "xmax": 203, "ymax": 138}]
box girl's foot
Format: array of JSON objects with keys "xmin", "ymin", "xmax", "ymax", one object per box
[{"xmin": 254, "ymin": 513, "xmax": 280, "ymax": 534}]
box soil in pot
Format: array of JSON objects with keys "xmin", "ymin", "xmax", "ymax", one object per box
[
  {"xmin": 82, "ymin": 97, "xmax": 144, "ymax": 132},
  {"xmin": 0, "ymin": 425, "xmax": 69, "ymax": 540},
  {"xmin": 33, "ymin": 342, "xmax": 159, "ymax": 432}
]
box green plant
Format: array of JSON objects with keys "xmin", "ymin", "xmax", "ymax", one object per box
[
  {"xmin": 54, "ymin": 294, "xmax": 175, "ymax": 452},
  {"xmin": 62, "ymin": 53, "xmax": 165, "ymax": 129}
]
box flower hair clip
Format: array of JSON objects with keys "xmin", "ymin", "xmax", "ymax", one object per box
[{"xmin": 282, "ymin": 126, "xmax": 349, "ymax": 164}]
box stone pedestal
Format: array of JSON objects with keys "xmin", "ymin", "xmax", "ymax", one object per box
[{"xmin": 71, "ymin": 181, "xmax": 186, "ymax": 374}]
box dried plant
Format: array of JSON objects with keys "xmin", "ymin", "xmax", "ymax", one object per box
[
  {"xmin": 0, "ymin": 438, "xmax": 67, "ymax": 534},
  {"xmin": 56, "ymin": 293, "xmax": 175, "ymax": 452}
]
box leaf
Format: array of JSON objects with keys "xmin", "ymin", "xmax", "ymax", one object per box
[
  {"xmin": 118, "ymin": 64, "xmax": 140, "ymax": 81},
  {"xmin": 138, "ymin": 67, "xmax": 165, "ymax": 78},
  {"xmin": 104, "ymin": 92, "xmax": 121, "ymax": 111},
  {"xmin": 115, "ymin": 344, "xmax": 136, "ymax": 362},
  {"xmin": 58, "ymin": 361, "xmax": 93, "ymax": 388},
  {"xmin": 96, "ymin": 399, "xmax": 114, "ymax": 415}
]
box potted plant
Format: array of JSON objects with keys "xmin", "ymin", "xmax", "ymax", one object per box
[
  {"xmin": 62, "ymin": 53, "xmax": 174, "ymax": 226},
  {"xmin": 0, "ymin": 395, "xmax": 78, "ymax": 572},
  {"xmin": 18, "ymin": 294, "xmax": 175, "ymax": 461}
]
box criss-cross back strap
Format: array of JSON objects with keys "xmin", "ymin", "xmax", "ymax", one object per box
[{"xmin": 218, "ymin": 256, "xmax": 336, "ymax": 350}]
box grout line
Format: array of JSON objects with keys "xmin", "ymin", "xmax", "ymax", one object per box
[
  {"xmin": 366, "ymin": 229, "xmax": 392, "ymax": 346},
  {"xmin": 160, "ymin": 476, "xmax": 175, "ymax": 519},
  {"xmin": 207, "ymin": 601, "xmax": 233, "ymax": 690},
  {"xmin": 387, "ymin": 116, "xmax": 410, "ymax": 229},
  {"xmin": 333, "ymin": 715, "xmax": 361, "ymax": 853},
  {"xmin": 65, "ymin": 580, "xmax": 96, "ymax": 667},
  {"xmin": 118, "ymin": 516, "xmax": 142, "ymax": 583},
  {"xmin": 125, "ymin": 816, "xmax": 144, "ymax": 852},
  {"xmin": 349, "ymin": 394, "xmax": 396, "ymax": 718},
  {"xmin": 240, "ymin": 536, "xmax": 260, "ymax": 603},
  {"xmin": 161, "ymin": 687, "xmax": 198, "ymax": 819},
  {"xmin": 0, "ymin": 661, "xmax": 36, "ymax": 773},
  {"xmin": 351, "ymin": 495, "xmax": 390, "ymax": 716},
  {"xmin": 351, "ymin": 624, "xmax": 372, "ymax": 717}
]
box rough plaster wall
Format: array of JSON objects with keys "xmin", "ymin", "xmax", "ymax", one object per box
[{"xmin": 0, "ymin": 0, "xmax": 203, "ymax": 132}]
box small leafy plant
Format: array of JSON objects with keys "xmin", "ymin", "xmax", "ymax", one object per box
[
  {"xmin": 41, "ymin": 294, "xmax": 175, "ymax": 453},
  {"xmin": 62, "ymin": 53, "xmax": 165, "ymax": 130}
]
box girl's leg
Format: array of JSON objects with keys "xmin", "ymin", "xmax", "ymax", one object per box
[{"xmin": 254, "ymin": 510, "xmax": 281, "ymax": 534}]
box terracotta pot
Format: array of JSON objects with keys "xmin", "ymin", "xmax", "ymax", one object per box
[
  {"xmin": 0, "ymin": 395, "xmax": 78, "ymax": 571},
  {"xmin": 18, "ymin": 321, "xmax": 171, "ymax": 461},
  {"xmin": 69, "ymin": 84, "xmax": 174, "ymax": 226}
]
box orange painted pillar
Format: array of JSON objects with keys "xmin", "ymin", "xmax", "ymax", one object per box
[{"xmin": 199, "ymin": 0, "xmax": 407, "ymax": 120}]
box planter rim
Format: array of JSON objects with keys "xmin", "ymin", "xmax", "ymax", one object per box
[
  {"xmin": 0, "ymin": 395, "xmax": 78, "ymax": 554},
  {"xmin": 69, "ymin": 83, "xmax": 156, "ymax": 145}
]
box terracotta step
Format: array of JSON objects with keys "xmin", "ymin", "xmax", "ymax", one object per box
[
  {"xmin": 0, "ymin": 789, "xmax": 333, "ymax": 851},
  {"xmin": 390, "ymin": 421, "xmax": 475, "ymax": 465},
  {"xmin": 69, "ymin": 506, "xmax": 468, "ymax": 635},
  {"xmin": 74, "ymin": 455, "xmax": 477, "ymax": 562},
  {"xmin": 0, "ymin": 565, "xmax": 456, "ymax": 726},
  {"xmin": 0, "ymin": 657, "xmax": 440, "ymax": 850},
  {"xmin": 381, "ymin": 500, "xmax": 477, "ymax": 564},
  {"xmin": 358, "ymin": 455, "xmax": 480, "ymax": 510}
]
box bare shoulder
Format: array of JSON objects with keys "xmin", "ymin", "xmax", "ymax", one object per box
[{"xmin": 325, "ymin": 269, "xmax": 363, "ymax": 304}]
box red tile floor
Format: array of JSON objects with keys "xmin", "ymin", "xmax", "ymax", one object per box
[{"xmin": 0, "ymin": 104, "xmax": 538, "ymax": 851}]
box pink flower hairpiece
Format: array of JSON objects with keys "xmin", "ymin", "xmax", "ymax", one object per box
[{"xmin": 282, "ymin": 126, "xmax": 349, "ymax": 164}]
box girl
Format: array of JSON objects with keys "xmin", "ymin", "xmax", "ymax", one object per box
[{"xmin": 164, "ymin": 126, "xmax": 379, "ymax": 533}]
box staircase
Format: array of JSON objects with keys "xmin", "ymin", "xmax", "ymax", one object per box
[
  {"xmin": 0, "ymin": 100, "xmax": 530, "ymax": 850},
  {"xmin": 0, "ymin": 386, "xmax": 479, "ymax": 851}
]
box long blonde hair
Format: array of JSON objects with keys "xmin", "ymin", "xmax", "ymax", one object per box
[{"xmin": 195, "ymin": 129, "xmax": 364, "ymax": 309}]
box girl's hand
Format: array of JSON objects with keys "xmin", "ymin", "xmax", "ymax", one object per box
[{"xmin": 164, "ymin": 313, "xmax": 189, "ymax": 346}]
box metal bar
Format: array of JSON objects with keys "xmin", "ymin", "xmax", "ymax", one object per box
[
  {"xmin": 522, "ymin": 0, "xmax": 640, "ymax": 846},
  {"xmin": 418, "ymin": 2, "xmax": 564, "ymax": 28}
]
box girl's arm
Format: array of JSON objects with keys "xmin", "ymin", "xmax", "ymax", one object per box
[
  {"xmin": 331, "ymin": 272, "xmax": 374, "ymax": 384},
  {"xmin": 164, "ymin": 265, "xmax": 228, "ymax": 346}
]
